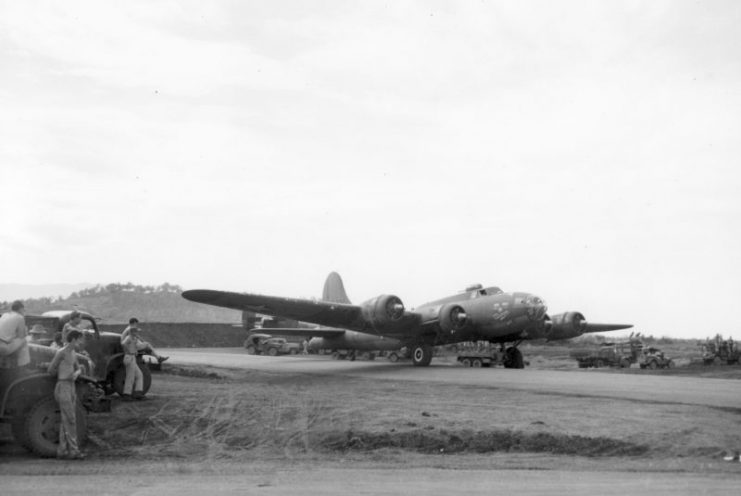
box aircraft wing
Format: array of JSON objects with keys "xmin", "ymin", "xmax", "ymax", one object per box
[
  {"xmin": 583, "ymin": 323, "xmax": 633, "ymax": 333},
  {"xmin": 250, "ymin": 327, "xmax": 346, "ymax": 339},
  {"xmin": 182, "ymin": 289, "xmax": 368, "ymax": 332}
]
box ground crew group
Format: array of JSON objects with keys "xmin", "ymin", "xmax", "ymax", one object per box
[{"xmin": 0, "ymin": 302, "xmax": 167, "ymax": 460}]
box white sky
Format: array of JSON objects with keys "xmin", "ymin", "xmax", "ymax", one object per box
[{"xmin": 1, "ymin": 1, "xmax": 740, "ymax": 339}]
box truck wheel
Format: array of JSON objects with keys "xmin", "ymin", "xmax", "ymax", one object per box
[
  {"xmin": 112, "ymin": 362, "xmax": 152, "ymax": 397},
  {"xmin": 620, "ymin": 358, "xmax": 631, "ymax": 369},
  {"xmin": 411, "ymin": 345, "xmax": 433, "ymax": 367},
  {"xmin": 24, "ymin": 396, "xmax": 87, "ymax": 458},
  {"xmin": 245, "ymin": 344, "xmax": 256, "ymax": 355},
  {"xmin": 388, "ymin": 352, "xmax": 399, "ymax": 363},
  {"xmin": 648, "ymin": 360, "xmax": 658, "ymax": 370},
  {"xmin": 472, "ymin": 359, "xmax": 483, "ymax": 368},
  {"xmin": 267, "ymin": 347, "xmax": 278, "ymax": 357},
  {"xmin": 461, "ymin": 358, "xmax": 471, "ymax": 367},
  {"xmin": 667, "ymin": 360, "xmax": 675, "ymax": 369},
  {"xmin": 595, "ymin": 359, "xmax": 605, "ymax": 368},
  {"xmin": 289, "ymin": 349, "xmax": 298, "ymax": 355}
]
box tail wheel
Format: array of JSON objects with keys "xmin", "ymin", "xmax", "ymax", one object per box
[
  {"xmin": 411, "ymin": 345, "xmax": 433, "ymax": 367},
  {"xmin": 112, "ymin": 361, "xmax": 152, "ymax": 397},
  {"xmin": 24, "ymin": 396, "xmax": 87, "ymax": 458}
]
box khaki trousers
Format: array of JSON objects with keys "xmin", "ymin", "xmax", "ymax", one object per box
[
  {"xmin": 123, "ymin": 354, "xmax": 143, "ymax": 395},
  {"xmin": 54, "ymin": 381, "xmax": 80, "ymax": 457}
]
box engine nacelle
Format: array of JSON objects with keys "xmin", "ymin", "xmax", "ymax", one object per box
[
  {"xmin": 546, "ymin": 312, "xmax": 587, "ymax": 340},
  {"xmin": 360, "ymin": 294, "xmax": 405, "ymax": 330},
  {"xmin": 438, "ymin": 303, "xmax": 470, "ymax": 334}
]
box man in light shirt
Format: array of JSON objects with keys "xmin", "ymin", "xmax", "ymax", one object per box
[
  {"xmin": 121, "ymin": 326, "xmax": 144, "ymax": 401},
  {"xmin": 0, "ymin": 300, "xmax": 30, "ymax": 368}
]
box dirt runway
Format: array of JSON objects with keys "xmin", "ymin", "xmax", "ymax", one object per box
[{"xmin": 166, "ymin": 348, "xmax": 741, "ymax": 409}]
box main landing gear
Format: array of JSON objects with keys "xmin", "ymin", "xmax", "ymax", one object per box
[
  {"xmin": 502, "ymin": 344, "xmax": 525, "ymax": 369},
  {"xmin": 411, "ymin": 345, "xmax": 433, "ymax": 367}
]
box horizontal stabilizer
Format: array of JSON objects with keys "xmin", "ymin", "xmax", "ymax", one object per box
[{"xmin": 248, "ymin": 327, "xmax": 346, "ymax": 339}]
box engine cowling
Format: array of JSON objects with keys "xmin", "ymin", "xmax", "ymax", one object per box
[
  {"xmin": 361, "ymin": 294, "xmax": 405, "ymax": 330},
  {"xmin": 546, "ymin": 312, "xmax": 587, "ymax": 340},
  {"xmin": 438, "ymin": 303, "xmax": 470, "ymax": 334}
]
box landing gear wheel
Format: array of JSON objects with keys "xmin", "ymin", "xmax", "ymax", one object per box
[
  {"xmin": 113, "ymin": 361, "xmax": 152, "ymax": 397},
  {"xmin": 503, "ymin": 347, "xmax": 524, "ymax": 369},
  {"xmin": 388, "ymin": 352, "xmax": 399, "ymax": 363},
  {"xmin": 24, "ymin": 396, "xmax": 87, "ymax": 458},
  {"xmin": 411, "ymin": 345, "xmax": 433, "ymax": 367}
]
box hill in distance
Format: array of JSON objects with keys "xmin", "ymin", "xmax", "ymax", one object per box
[{"xmin": 0, "ymin": 282, "xmax": 240, "ymax": 324}]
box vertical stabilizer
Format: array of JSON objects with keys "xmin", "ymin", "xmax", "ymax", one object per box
[{"xmin": 322, "ymin": 272, "xmax": 351, "ymax": 304}]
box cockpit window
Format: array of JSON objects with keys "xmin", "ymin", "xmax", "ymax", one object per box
[{"xmin": 483, "ymin": 286, "xmax": 503, "ymax": 295}]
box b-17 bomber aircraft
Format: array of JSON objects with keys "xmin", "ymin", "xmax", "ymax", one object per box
[{"xmin": 181, "ymin": 272, "xmax": 632, "ymax": 367}]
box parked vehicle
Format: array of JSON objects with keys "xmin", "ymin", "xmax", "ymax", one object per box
[
  {"xmin": 26, "ymin": 310, "xmax": 157, "ymax": 397},
  {"xmin": 244, "ymin": 333, "xmax": 300, "ymax": 356},
  {"xmin": 0, "ymin": 355, "xmax": 107, "ymax": 457},
  {"xmin": 639, "ymin": 346, "xmax": 675, "ymax": 369},
  {"xmin": 571, "ymin": 337, "xmax": 643, "ymax": 369},
  {"xmin": 697, "ymin": 335, "xmax": 739, "ymax": 365}
]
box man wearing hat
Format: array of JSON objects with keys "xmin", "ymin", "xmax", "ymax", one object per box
[
  {"xmin": 120, "ymin": 325, "xmax": 144, "ymax": 400},
  {"xmin": 120, "ymin": 317, "xmax": 168, "ymax": 363},
  {"xmin": 27, "ymin": 324, "xmax": 47, "ymax": 344}
]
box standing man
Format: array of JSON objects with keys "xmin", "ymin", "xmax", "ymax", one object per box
[
  {"xmin": 121, "ymin": 326, "xmax": 144, "ymax": 400},
  {"xmin": 121, "ymin": 317, "xmax": 168, "ymax": 363},
  {"xmin": 47, "ymin": 329, "xmax": 85, "ymax": 460},
  {"xmin": 0, "ymin": 300, "xmax": 30, "ymax": 369}
]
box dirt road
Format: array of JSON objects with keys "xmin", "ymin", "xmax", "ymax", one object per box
[
  {"xmin": 166, "ymin": 348, "xmax": 741, "ymax": 409},
  {"xmin": 2, "ymin": 466, "xmax": 741, "ymax": 495}
]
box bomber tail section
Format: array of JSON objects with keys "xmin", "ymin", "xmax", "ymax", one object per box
[{"xmin": 322, "ymin": 272, "xmax": 351, "ymax": 304}]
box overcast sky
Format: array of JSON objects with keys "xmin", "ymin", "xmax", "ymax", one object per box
[{"xmin": 1, "ymin": 1, "xmax": 739, "ymax": 339}]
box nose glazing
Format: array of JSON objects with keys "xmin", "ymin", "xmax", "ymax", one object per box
[{"xmin": 525, "ymin": 295, "xmax": 547, "ymax": 321}]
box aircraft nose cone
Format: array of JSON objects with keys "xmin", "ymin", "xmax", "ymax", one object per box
[{"xmin": 525, "ymin": 296, "xmax": 547, "ymax": 321}]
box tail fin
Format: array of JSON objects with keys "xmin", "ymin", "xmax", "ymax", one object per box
[{"xmin": 322, "ymin": 272, "xmax": 351, "ymax": 304}]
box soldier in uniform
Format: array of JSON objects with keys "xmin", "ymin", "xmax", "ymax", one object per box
[
  {"xmin": 120, "ymin": 317, "xmax": 168, "ymax": 363},
  {"xmin": 47, "ymin": 329, "xmax": 85, "ymax": 459},
  {"xmin": 121, "ymin": 326, "xmax": 144, "ymax": 400}
]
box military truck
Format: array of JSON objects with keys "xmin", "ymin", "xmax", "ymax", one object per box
[
  {"xmin": 639, "ymin": 346, "xmax": 674, "ymax": 369},
  {"xmin": 0, "ymin": 350, "xmax": 107, "ymax": 457},
  {"xmin": 456, "ymin": 342, "xmax": 503, "ymax": 368},
  {"xmin": 698, "ymin": 336, "xmax": 739, "ymax": 365},
  {"xmin": 571, "ymin": 338, "xmax": 643, "ymax": 369},
  {"xmin": 244, "ymin": 333, "xmax": 301, "ymax": 356},
  {"xmin": 26, "ymin": 310, "xmax": 156, "ymax": 397}
]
